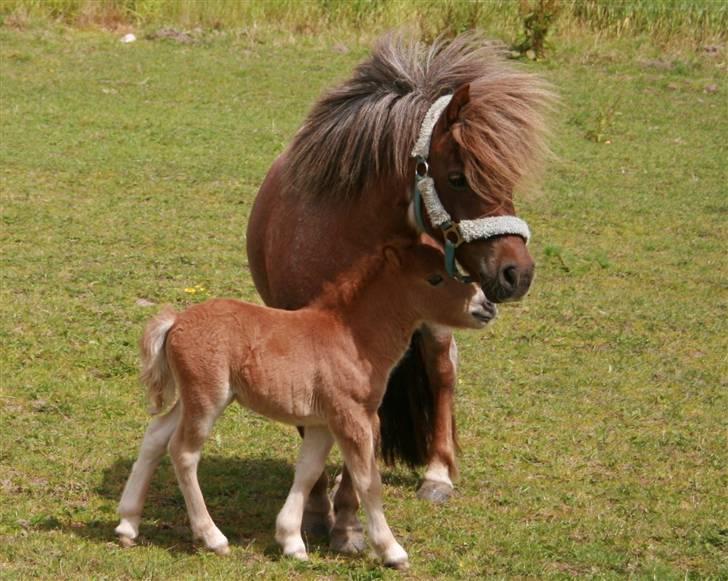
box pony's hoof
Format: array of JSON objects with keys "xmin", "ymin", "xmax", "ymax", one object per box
[
  {"xmin": 301, "ymin": 509, "xmax": 334, "ymax": 539},
  {"xmin": 285, "ymin": 549, "xmax": 309, "ymax": 561},
  {"xmin": 416, "ymin": 479, "xmax": 453, "ymax": 503},
  {"xmin": 329, "ymin": 527, "xmax": 367, "ymax": 554}
]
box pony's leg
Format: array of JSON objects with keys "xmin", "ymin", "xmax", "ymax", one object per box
[
  {"xmin": 329, "ymin": 466, "xmax": 366, "ymax": 554},
  {"xmin": 168, "ymin": 392, "xmax": 231, "ymax": 555},
  {"xmin": 332, "ymin": 413, "xmax": 408, "ymax": 569},
  {"xmin": 275, "ymin": 426, "xmax": 334, "ymax": 560},
  {"xmin": 116, "ymin": 401, "xmax": 182, "ymax": 545},
  {"xmin": 417, "ymin": 324, "xmax": 458, "ymax": 503}
]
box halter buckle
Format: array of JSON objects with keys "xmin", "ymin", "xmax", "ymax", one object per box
[{"xmin": 441, "ymin": 221, "xmax": 464, "ymax": 248}]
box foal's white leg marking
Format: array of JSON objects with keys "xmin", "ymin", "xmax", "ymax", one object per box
[
  {"xmin": 116, "ymin": 401, "xmax": 181, "ymax": 543},
  {"xmin": 338, "ymin": 426, "xmax": 408, "ymax": 568},
  {"xmin": 276, "ymin": 426, "xmax": 334, "ymax": 560},
  {"xmin": 168, "ymin": 392, "xmax": 232, "ymax": 555}
]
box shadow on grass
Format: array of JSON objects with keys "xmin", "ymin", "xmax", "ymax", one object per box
[
  {"xmin": 39, "ymin": 455, "xmax": 297, "ymax": 554},
  {"xmin": 35, "ymin": 454, "xmax": 422, "ymax": 556}
]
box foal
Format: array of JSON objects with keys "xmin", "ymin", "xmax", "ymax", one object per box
[{"xmin": 115, "ymin": 241, "xmax": 494, "ymax": 568}]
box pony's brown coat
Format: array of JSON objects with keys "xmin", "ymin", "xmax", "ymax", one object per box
[{"xmin": 245, "ymin": 30, "xmax": 554, "ymax": 552}]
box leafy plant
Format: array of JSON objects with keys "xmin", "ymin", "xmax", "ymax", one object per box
[{"xmin": 514, "ymin": 0, "xmax": 561, "ymax": 60}]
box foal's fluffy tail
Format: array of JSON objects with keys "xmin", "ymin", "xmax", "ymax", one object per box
[{"xmin": 140, "ymin": 306, "xmax": 177, "ymax": 415}]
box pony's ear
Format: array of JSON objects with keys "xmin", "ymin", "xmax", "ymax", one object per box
[
  {"xmin": 445, "ymin": 84, "xmax": 470, "ymax": 128},
  {"xmin": 383, "ymin": 246, "xmax": 402, "ymax": 268}
]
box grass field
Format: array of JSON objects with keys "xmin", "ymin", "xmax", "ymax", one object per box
[{"xmin": 1, "ymin": 14, "xmax": 727, "ymax": 581}]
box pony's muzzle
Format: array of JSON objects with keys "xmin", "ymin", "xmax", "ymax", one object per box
[{"xmin": 495, "ymin": 260, "xmax": 534, "ymax": 301}]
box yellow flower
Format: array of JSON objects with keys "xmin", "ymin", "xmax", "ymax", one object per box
[{"xmin": 184, "ymin": 287, "xmax": 197, "ymax": 294}]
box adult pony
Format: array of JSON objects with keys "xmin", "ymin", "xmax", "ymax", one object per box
[{"xmin": 246, "ymin": 32, "xmax": 552, "ymax": 552}]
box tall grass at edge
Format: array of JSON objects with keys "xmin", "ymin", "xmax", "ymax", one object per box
[{"xmin": 1, "ymin": 0, "xmax": 725, "ymax": 43}]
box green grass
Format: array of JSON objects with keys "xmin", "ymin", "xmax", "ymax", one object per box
[{"xmin": 1, "ymin": 21, "xmax": 727, "ymax": 580}]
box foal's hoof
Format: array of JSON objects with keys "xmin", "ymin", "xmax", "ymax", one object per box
[
  {"xmin": 115, "ymin": 518, "xmax": 139, "ymax": 548},
  {"xmin": 385, "ymin": 558, "xmax": 410, "ymax": 571},
  {"xmin": 416, "ymin": 479, "xmax": 453, "ymax": 504},
  {"xmin": 329, "ymin": 526, "xmax": 367, "ymax": 554},
  {"xmin": 195, "ymin": 527, "xmax": 230, "ymax": 556},
  {"xmin": 301, "ymin": 509, "xmax": 334, "ymax": 539},
  {"xmin": 284, "ymin": 549, "xmax": 309, "ymax": 561},
  {"xmin": 117, "ymin": 535, "xmax": 136, "ymax": 549},
  {"xmin": 383, "ymin": 544, "xmax": 410, "ymax": 570},
  {"xmin": 211, "ymin": 543, "xmax": 230, "ymax": 556}
]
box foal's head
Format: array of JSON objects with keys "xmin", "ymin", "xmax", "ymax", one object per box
[{"xmin": 385, "ymin": 241, "xmax": 495, "ymax": 330}]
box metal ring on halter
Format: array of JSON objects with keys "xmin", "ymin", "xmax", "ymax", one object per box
[{"xmin": 415, "ymin": 157, "xmax": 429, "ymax": 178}]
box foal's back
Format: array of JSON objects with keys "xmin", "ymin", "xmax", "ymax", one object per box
[{"xmin": 165, "ymin": 298, "xmax": 354, "ymax": 426}]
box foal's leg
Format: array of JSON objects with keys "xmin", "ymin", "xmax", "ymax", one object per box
[
  {"xmin": 329, "ymin": 467, "xmax": 366, "ymax": 554},
  {"xmin": 332, "ymin": 413, "xmax": 408, "ymax": 569},
  {"xmin": 168, "ymin": 390, "xmax": 231, "ymax": 554},
  {"xmin": 300, "ymin": 433, "xmax": 334, "ymax": 538},
  {"xmin": 302, "ymin": 450, "xmax": 366, "ymax": 556},
  {"xmin": 417, "ymin": 324, "xmax": 459, "ymax": 503},
  {"xmin": 116, "ymin": 401, "xmax": 182, "ymax": 545},
  {"xmin": 275, "ymin": 426, "xmax": 334, "ymax": 560}
]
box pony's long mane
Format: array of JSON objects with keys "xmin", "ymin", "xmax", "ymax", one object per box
[{"xmin": 283, "ymin": 31, "xmax": 554, "ymax": 203}]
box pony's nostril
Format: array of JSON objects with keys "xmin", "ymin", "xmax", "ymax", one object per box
[{"xmin": 500, "ymin": 265, "xmax": 519, "ymax": 290}]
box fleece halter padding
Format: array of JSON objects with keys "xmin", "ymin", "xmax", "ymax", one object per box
[{"xmin": 410, "ymin": 94, "xmax": 531, "ymax": 279}]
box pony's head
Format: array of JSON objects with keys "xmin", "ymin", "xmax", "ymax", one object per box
[
  {"xmin": 283, "ymin": 33, "xmax": 554, "ymax": 303},
  {"xmin": 384, "ymin": 241, "xmax": 494, "ymax": 330},
  {"xmin": 422, "ymin": 79, "xmax": 551, "ymax": 303}
]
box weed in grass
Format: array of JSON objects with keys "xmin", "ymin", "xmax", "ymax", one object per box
[{"xmin": 584, "ymin": 98, "xmax": 621, "ymax": 143}]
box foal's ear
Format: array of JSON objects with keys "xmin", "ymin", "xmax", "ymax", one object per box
[
  {"xmin": 445, "ymin": 84, "xmax": 470, "ymax": 128},
  {"xmin": 383, "ymin": 246, "xmax": 402, "ymax": 268}
]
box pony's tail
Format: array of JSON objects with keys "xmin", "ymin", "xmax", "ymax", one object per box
[
  {"xmin": 140, "ymin": 306, "xmax": 177, "ymax": 415},
  {"xmin": 378, "ymin": 330, "xmax": 452, "ymax": 468}
]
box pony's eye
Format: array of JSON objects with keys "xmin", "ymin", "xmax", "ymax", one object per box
[
  {"xmin": 448, "ymin": 172, "xmax": 467, "ymax": 190},
  {"xmin": 427, "ymin": 274, "xmax": 444, "ymax": 286}
]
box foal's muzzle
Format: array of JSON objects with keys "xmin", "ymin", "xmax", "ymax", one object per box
[{"xmin": 469, "ymin": 294, "xmax": 497, "ymax": 327}]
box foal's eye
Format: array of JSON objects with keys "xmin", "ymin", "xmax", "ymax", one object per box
[
  {"xmin": 448, "ymin": 172, "xmax": 467, "ymax": 190},
  {"xmin": 427, "ymin": 274, "xmax": 444, "ymax": 286}
]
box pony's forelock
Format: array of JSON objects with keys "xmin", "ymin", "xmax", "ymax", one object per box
[{"xmin": 454, "ymin": 73, "xmax": 556, "ymax": 204}]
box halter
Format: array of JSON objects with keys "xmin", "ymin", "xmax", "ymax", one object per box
[{"xmin": 411, "ymin": 94, "xmax": 531, "ymax": 281}]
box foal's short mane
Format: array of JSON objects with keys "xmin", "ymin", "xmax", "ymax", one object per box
[
  {"xmin": 283, "ymin": 31, "xmax": 554, "ymax": 203},
  {"xmin": 312, "ymin": 250, "xmax": 390, "ymax": 312}
]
